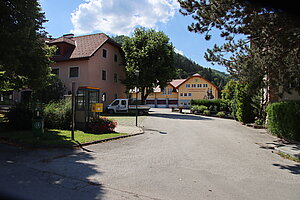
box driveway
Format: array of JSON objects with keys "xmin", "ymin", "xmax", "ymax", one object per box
[{"xmin": 0, "ymin": 108, "xmax": 299, "ymax": 200}]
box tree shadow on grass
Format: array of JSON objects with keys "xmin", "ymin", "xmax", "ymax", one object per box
[{"xmin": 0, "ymin": 142, "xmax": 106, "ymax": 200}]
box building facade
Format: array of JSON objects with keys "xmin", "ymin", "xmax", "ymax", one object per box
[
  {"xmin": 137, "ymin": 73, "xmax": 220, "ymax": 108},
  {"xmin": 47, "ymin": 33, "xmax": 126, "ymax": 107}
]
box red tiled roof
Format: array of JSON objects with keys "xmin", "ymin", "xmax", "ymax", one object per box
[
  {"xmin": 70, "ymin": 33, "xmax": 109, "ymax": 59},
  {"xmin": 169, "ymin": 79, "xmax": 186, "ymax": 88},
  {"xmin": 47, "ymin": 33, "xmax": 120, "ymax": 61},
  {"xmin": 48, "ymin": 37, "xmax": 75, "ymax": 46},
  {"xmin": 176, "ymin": 73, "xmax": 220, "ymax": 90}
]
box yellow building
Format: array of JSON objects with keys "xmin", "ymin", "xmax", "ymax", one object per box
[{"xmin": 143, "ymin": 73, "xmax": 220, "ymax": 108}]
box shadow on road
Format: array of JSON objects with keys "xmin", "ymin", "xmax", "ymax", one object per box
[
  {"xmin": 273, "ymin": 163, "xmax": 300, "ymax": 175},
  {"xmin": 149, "ymin": 112, "xmax": 213, "ymax": 121},
  {"xmin": 0, "ymin": 144, "xmax": 105, "ymax": 200}
]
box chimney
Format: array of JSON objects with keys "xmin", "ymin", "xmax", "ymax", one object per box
[{"xmin": 63, "ymin": 33, "xmax": 74, "ymax": 38}]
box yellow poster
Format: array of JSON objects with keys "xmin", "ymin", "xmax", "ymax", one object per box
[{"xmin": 92, "ymin": 103, "xmax": 103, "ymax": 112}]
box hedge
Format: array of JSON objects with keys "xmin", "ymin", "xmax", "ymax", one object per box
[
  {"xmin": 267, "ymin": 101, "xmax": 300, "ymax": 141},
  {"xmin": 191, "ymin": 99, "xmax": 230, "ymax": 112},
  {"xmin": 43, "ymin": 98, "xmax": 72, "ymax": 130}
]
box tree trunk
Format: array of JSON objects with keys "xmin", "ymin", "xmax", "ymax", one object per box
[{"xmin": 140, "ymin": 87, "xmax": 149, "ymax": 105}]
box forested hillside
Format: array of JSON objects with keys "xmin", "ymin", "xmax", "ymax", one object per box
[{"xmin": 174, "ymin": 53, "xmax": 229, "ymax": 89}]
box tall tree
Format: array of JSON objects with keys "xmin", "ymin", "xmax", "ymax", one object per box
[
  {"xmin": 0, "ymin": 0, "xmax": 52, "ymax": 91},
  {"xmin": 179, "ymin": 0, "xmax": 300, "ymax": 101},
  {"xmin": 122, "ymin": 27, "xmax": 175, "ymax": 104}
]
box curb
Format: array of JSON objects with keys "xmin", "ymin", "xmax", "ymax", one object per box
[{"xmin": 73, "ymin": 130, "xmax": 144, "ymax": 148}]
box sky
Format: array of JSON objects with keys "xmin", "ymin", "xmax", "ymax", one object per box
[{"xmin": 39, "ymin": 0, "xmax": 228, "ymax": 73}]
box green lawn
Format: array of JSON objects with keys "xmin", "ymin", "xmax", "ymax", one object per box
[{"xmin": 0, "ymin": 129, "xmax": 126, "ymax": 147}]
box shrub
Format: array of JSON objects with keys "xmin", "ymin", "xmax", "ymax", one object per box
[
  {"xmin": 235, "ymin": 83, "xmax": 255, "ymax": 123},
  {"xmin": 191, "ymin": 105, "xmax": 208, "ymax": 113},
  {"xmin": 5, "ymin": 103, "xmax": 32, "ymax": 130},
  {"xmin": 267, "ymin": 101, "xmax": 300, "ymax": 141},
  {"xmin": 87, "ymin": 117, "xmax": 117, "ymax": 134},
  {"xmin": 43, "ymin": 98, "xmax": 71, "ymax": 130},
  {"xmin": 203, "ymin": 110, "xmax": 211, "ymax": 115},
  {"xmin": 216, "ymin": 111, "xmax": 225, "ymax": 118},
  {"xmin": 191, "ymin": 99, "xmax": 230, "ymax": 112}
]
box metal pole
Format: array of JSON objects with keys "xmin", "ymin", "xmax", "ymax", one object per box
[
  {"xmin": 71, "ymin": 82, "xmax": 75, "ymax": 140},
  {"xmin": 135, "ymin": 70, "xmax": 139, "ymax": 127},
  {"xmin": 136, "ymin": 88, "xmax": 138, "ymax": 127}
]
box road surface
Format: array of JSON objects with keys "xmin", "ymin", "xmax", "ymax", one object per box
[{"xmin": 0, "ymin": 108, "xmax": 299, "ymax": 200}]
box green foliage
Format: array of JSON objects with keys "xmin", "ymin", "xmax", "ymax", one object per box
[
  {"xmin": 111, "ymin": 35, "xmax": 130, "ymax": 45},
  {"xmin": 179, "ymin": 0, "xmax": 300, "ymax": 96},
  {"xmin": 191, "ymin": 99, "xmax": 229, "ymax": 112},
  {"xmin": 32, "ymin": 75, "xmax": 66, "ymax": 104},
  {"xmin": 203, "ymin": 110, "xmax": 211, "ymax": 115},
  {"xmin": 122, "ymin": 27, "xmax": 175, "ymax": 104},
  {"xmin": 191, "ymin": 105, "xmax": 208, "ymax": 113},
  {"xmin": 235, "ymin": 83, "xmax": 255, "ymax": 123},
  {"xmin": 5, "ymin": 104, "xmax": 33, "ymax": 130},
  {"xmin": 174, "ymin": 52, "xmax": 229, "ymax": 89},
  {"xmin": 267, "ymin": 101, "xmax": 300, "ymax": 141},
  {"xmin": 87, "ymin": 117, "xmax": 117, "ymax": 134},
  {"xmin": 0, "ymin": 0, "xmax": 53, "ymax": 91},
  {"xmin": 216, "ymin": 111, "xmax": 226, "ymax": 118},
  {"xmin": 43, "ymin": 98, "xmax": 71, "ymax": 130}
]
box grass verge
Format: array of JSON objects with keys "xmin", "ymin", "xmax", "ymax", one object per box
[
  {"xmin": 0, "ymin": 129, "xmax": 126, "ymax": 148},
  {"xmin": 276, "ymin": 151, "xmax": 300, "ymax": 163}
]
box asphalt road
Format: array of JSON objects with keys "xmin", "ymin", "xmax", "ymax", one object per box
[{"xmin": 0, "ymin": 108, "xmax": 299, "ymax": 200}]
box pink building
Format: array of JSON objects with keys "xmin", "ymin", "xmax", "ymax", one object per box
[{"xmin": 46, "ymin": 33, "xmax": 126, "ymax": 107}]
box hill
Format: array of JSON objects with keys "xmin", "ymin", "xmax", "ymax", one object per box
[{"xmin": 174, "ymin": 53, "xmax": 229, "ymax": 89}]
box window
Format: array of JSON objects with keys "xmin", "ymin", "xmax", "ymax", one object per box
[
  {"xmin": 114, "ymin": 54, "xmax": 118, "ymax": 62},
  {"xmin": 102, "ymin": 93, "xmax": 107, "ymax": 102},
  {"xmin": 186, "ymin": 84, "xmax": 190, "ymax": 88},
  {"xmin": 102, "ymin": 49, "xmax": 107, "ymax": 58},
  {"xmin": 102, "ymin": 70, "xmax": 107, "ymax": 80},
  {"xmin": 197, "ymin": 84, "xmax": 202, "ymax": 88},
  {"xmin": 52, "ymin": 68, "xmax": 59, "ymax": 76},
  {"xmin": 121, "ymin": 100, "xmax": 126, "ymax": 105},
  {"xmin": 203, "ymin": 84, "xmax": 208, "ymax": 88},
  {"xmin": 192, "ymin": 84, "xmax": 196, "ymax": 88},
  {"xmin": 180, "ymin": 93, "xmax": 183, "ymax": 96},
  {"xmin": 69, "ymin": 67, "xmax": 79, "ymax": 78},
  {"xmin": 168, "ymin": 88, "xmax": 172, "ymax": 95},
  {"xmin": 162, "ymin": 88, "xmax": 166, "ymax": 95},
  {"xmin": 114, "ymin": 73, "xmax": 118, "ymax": 83},
  {"xmin": 112, "ymin": 100, "xmax": 119, "ymax": 106},
  {"xmin": 184, "ymin": 93, "xmax": 187, "ymax": 96},
  {"xmin": 188, "ymin": 93, "xmax": 192, "ymax": 96}
]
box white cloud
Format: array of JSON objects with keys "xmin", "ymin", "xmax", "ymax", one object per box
[{"xmin": 70, "ymin": 0, "xmax": 179, "ymax": 36}]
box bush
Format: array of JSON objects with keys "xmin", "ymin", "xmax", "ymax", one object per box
[
  {"xmin": 43, "ymin": 98, "xmax": 71, "ymax": 130},
  {"xmin": 5, "ymin": 104, "xmax": 33, "ymax": 130},
  {"xmin": 191, "ymin": 105, "xmax": 208, "ymax": 113},
  {"xmin": 191, "ymin": 99, "xmax": 230, "ymax": 112},
  {"xmin": 216, "ymin": 111, "xmax": 225, "ymax": 118},
  {"xmin": 235, "ymin": 83, "xmax": 255, "ymax": 123},
  {"xmin": 87, "ymin": 117, "xmax": 117, "ymax": 134},
  {"xmin": 267, "ymin": 101, "xmax": 300, "ymax": 141},
  {"xmin": 203, "ymin": 110, "xmax": 211, "ymax": 115}
]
